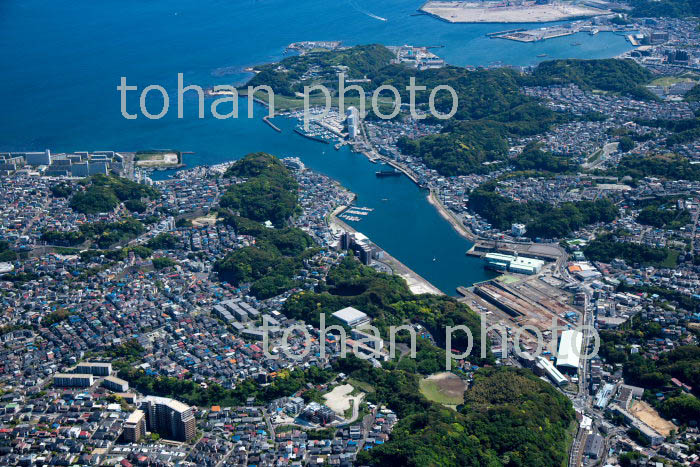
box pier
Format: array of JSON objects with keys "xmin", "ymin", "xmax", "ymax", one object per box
[
  {"xmin": 329, "ymin": 211, "xmax": 443, "ymax": 296},
  {"xmin": 486, "ymin": 28, "xmax": 525, "ymax": 37},
  {"xmin": 263, "ymin": 116, "xmax": 282, "ymax": 132}
]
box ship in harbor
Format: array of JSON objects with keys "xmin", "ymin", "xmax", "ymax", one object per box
[{"xmin": 375, "ymin": 168, "xmax": 402, "ymax": 177}]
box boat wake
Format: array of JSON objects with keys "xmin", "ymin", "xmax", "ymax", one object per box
[{"xmin": 347, "ymin": 0, "xmax": 387, "ymax": 22}]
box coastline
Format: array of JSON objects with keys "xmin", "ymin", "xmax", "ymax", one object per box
[
  {"xmin": 427, "ymin": 189, "xmax": 477, "ymax": 243},
  {"xmin": 329, "ymin": 207, "xmax": 444, "ymax": 296},
  {"xmin": 354, "ymin": 121, "xmax": 478, "ymax": 245}
]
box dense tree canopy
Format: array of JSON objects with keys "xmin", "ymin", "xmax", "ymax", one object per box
[
  {"xmin": 636, "ymin": 201, "xmax": 692, "ymax": 230},
  {"xmin": 608, "ymin": 154, "xmax": 700, "ymax": 181},
  {"xmin": 69, "ymin": 175, "xmax": 159, "ymax": 214},
  {"xmin": 630, "ymin": 0, "xmax": 700, "ymax": 18},
  {"xmin": 584, "ymin": 233, "xmax": 676, "ymax": 267},
  {"xmin": 398, "ymin": 120, "xmax": 509, "ymax": 175},
  {"xmin": 215, "ymin": 153, "xmax": 317, "ymax": 299},
  {"xmin": 221, "ymin": 153, "xmax": 299, "ymax": 227},
  {"xmin": 283, "ymin": 256, "xmax": 490, "ymax": 362},
  {"xmin": 511, "ymin": 142, "xmax": 578, "ymax": 173},
  {"xmin": 355, "ymin": 366, "xmax": 575, "ymax": 467},
  {"xmin": 524, "ymin": 58, "xmax": 655, "ymax": 99},
  {"xmin": 246, "ymin": 44, "xmax": 395, "ymax": 96},
  {"xmin": 468, "ymin": 182, "xmax": 618, "ymax": 238}
]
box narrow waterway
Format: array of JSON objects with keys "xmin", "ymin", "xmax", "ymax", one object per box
[{"xmin": 0, "ymin": 0, "xmax": 632, "ymax": 294}]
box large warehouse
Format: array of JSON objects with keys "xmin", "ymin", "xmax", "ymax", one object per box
[
  {"xmin": 556, "ymin": 330, "xmax": 583, "ymax": 371},
  {"xmin": 484, "ymin": 253, "xmax": 544, "ymax": 275},
  {"xmin": 332, "ymin": 307, "xmax": 370, "ymax": 328}
]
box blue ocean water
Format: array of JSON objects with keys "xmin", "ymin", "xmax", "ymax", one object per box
[{"xmin": 0, "ymin": 0, "xmax": 632, "ymax": 294}]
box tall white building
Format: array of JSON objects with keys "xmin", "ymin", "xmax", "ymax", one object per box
[{"xmin": 346, "ymin": 106, "xmax": 359, "ymax": 140}]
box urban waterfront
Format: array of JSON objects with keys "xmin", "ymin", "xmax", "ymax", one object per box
[{"xmin": 0, "ymin": 0, "xmax": 631, "ymax": 294}]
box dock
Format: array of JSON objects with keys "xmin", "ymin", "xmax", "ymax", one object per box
[
  {"xmin": 486, "ymin": 28, "xmax": 525, "ymax": 37},
  {"xmin": 329, "ymin": 212, "xmax": 443, "ymax": 296},
  {"xmin": 263, "ymin": 116, "xmax": 281, "ymax": 132}
]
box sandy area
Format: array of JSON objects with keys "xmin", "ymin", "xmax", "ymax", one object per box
[
  {"xmin": 421, "ymin": 1, "xmax": 609, "ymax": 23},
  {"xmin": 400, "ymin": 273, "xmax": 441, "ymax": 295},
  {"xmin": 192, "ymin": 214, "xmax": 218, "ymax": 227},
  {"xmin": 323, "ymin": 384, "xmax": 364, "ymax": 417},
  {"xmin": 629, "ymin": 400, "xmax": 677, "ymax": 436}
]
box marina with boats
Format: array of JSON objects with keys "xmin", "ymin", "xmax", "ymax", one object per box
[{"xmin": 339, "ymin": 206, "xmax": 374, "ymax": 222}]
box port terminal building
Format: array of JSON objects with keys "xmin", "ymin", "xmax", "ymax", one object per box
[{"xmin": 484, "ymin": 253, "xmax": 544, "ymax": 275}]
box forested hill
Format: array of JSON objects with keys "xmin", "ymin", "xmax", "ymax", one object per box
[
  {"xmin": 523, "ymin": 58, "xmax": 656, "ymax": 100},
  {"xmin": 468, "ymin": 181, "xmax": 618, "ymax": 239},
  {"xmin": 214, "ymin": 153, "xmax": 316, "ymax": 299},
  {"xmin": 630, "ymin": 0, "xmax": 700, "ymax": 18},
  {"xmin": 351, "ymin": 365, "xmax": 575, "ymax": 467},
  {"xmin": 246, "ymin": 44, "xmax": 394, "ymax": 96}
]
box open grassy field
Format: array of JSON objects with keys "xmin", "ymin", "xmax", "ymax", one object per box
[
  {"xmin": 651, "ymin": 76, "xmax": 696, "ymax": 87},
  {"xmin": 347, "ymin": 377, "xmax": 374, "ymax": 393},
  {"xmin": 419, "ymin": 372, "xmax": 467, "ymax": 406},
  {"xmin": 661, "ymin": 249, "xmax": 680, "ymax": 268},
  {"xmin": 495, "ymin": 274, "xmax": 520, "ymax": 285}
]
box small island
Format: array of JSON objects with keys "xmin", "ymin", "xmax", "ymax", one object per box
[{"xmin": 420, "ymin": 0, "xmax": 611, "ymax": 23}]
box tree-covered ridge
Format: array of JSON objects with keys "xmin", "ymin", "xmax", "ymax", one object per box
[
  {"xmin": 116, "ymin": 357, "xmax": 336, "ymax": 408},
  {"xmin": 246, "ymin": 44, "xmax": 395, "ymax": 96},
  {"xmin": 284, "ymin": 256, "xmax": 491, "ymax": 366},
  {"xmin": 282, "ymin": 255, "xmax": 412, "ymax": 330},
  {"xmin": 392, "ymin": 66, "xmax": 565, "ymax": 176},
  {"xmin": 468, "ymin": 182, "xmax": 618, "ymax": 239},
  {"xmin": 221, "ymin": 152, "xmax": 299, "ymax": 227},
  {"xmin": 355, "ymin": 366, "xmax": 575, "ymax": 467},
  {"xmin": 607, "ymin": 153, "xmax": 700, "ymax": 182},
  {"xmin": 511, "ymin": 142, "xmax": 579, "ymax": 173},
  {"xmin": 686, "ymin": 84, "xmax": 700, "ymax": 102},
  {"xmin": 395, "ymin": 59, "xmax": 653, "ymax": 176},
  {"xmin": 214, "ymin": 153, "xmax": 316, "ymax": 299},
  {"xmin": 584, "ymin": 233, "xmax": 678, "ymax": 267},
  {"xmin": 635, "ymin": 198, "xmax": 692, "ymax": 230},
  {"xmin": 41, "ymin": 218, "xmax": 147, "ymax": 249},
  {"xmin": 0, "ymin": 241, "xmax": 17, "ymax": 262},
  {"xmin": 398, "ymin": 120, "xmax": 509, "ymax": 176},
  {"xmin": 634, "ymin": 116, "xmax": 700, "ymax": 148},
  {"xmin": 630, "ymin": 0, "xmax": 700, "ymax": 18},
  {"xmin": 68, "ymin": 174, "xmax": 160, "ymax": 215},
  {"xmin": 524, "ymin": 58, "xmax": 656, "ymax": 99}
]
